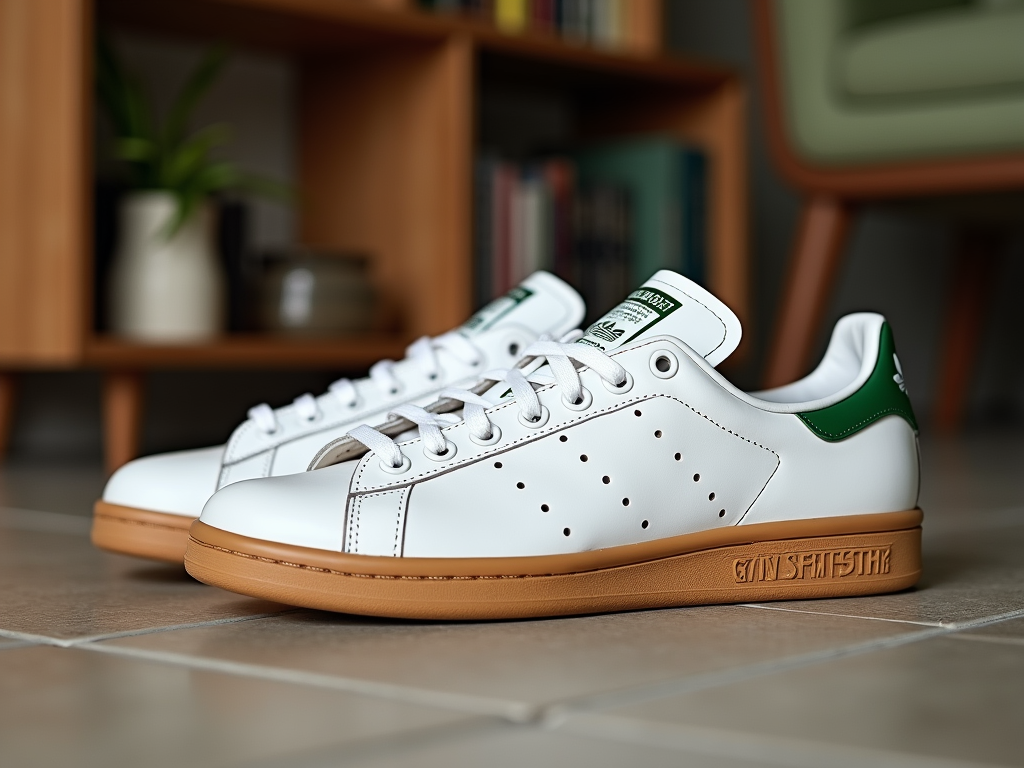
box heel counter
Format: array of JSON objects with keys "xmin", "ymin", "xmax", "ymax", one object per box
[{"xmin": 797, "ymin": 322, "xmax": 918, "ymax": 442}]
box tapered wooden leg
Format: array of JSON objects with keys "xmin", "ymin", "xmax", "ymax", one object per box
[
  {"xmin": 764, "ymin": 196, "xmax": 854, "ymax": 388},
  {"xmin": 103, "ymin": 371, "xmax": 145, "ymax": 474},
  {"xmin": 932, "ymin": 232, "xmax": 1000, "ymax": 434},
  {"xmin": 0, "ymin": 373, "xmax": 16, "ymax": 461}
]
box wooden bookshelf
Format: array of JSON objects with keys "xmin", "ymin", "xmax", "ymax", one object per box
[{"xmin": 0, "ymin": 0, "xmax": 748, "ymax": 471}]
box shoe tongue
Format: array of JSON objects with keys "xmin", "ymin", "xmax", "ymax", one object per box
[
  {"xmin": 575, "ymin": 270, "xmax": 742, "ymax": 367},
  {"xmin": 459, "ymin": 271, "xmax": 586, "ymax": 340}
]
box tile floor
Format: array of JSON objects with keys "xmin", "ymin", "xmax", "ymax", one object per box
[{"xmin": 1, "ymin": 431, "xmax": 1023, "ymax": 767}]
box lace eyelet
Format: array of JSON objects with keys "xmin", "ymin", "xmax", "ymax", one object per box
[
  {"xmin": 469, "ymin": 425, "xmax": 502, "ymax": 447},
  {"xmin": 649, "ymin": 350, "xmax": 679, "ymax": 379},
  {"xmin": 518, "ymin": 405, "xmax": 550, "ymax": 429},
  {"xmin": 427, "ymin": 372, "xmax": 439, "ymax": 382},
  {"xmin": 379, "ymin": 455, "xmax": 412, "ymax": 475},
  {"xmin": 602, "ymin": 371, "xmax": 634, "ymax": 394},
  {"xmin": 561, "ymin": 387, "xmax": 593, "ymax": 412},
  {"xmin": 423, "ymin": 439, "xmax": 458, "ymax": 462}
]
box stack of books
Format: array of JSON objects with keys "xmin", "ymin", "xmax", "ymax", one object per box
[
  {"xmin": 474, "ymin": 137, "xmax": 707, "ymax": 322},
  {"xmin": 420, "ymin": 0, "xmax": 660, "ymax": 51}
]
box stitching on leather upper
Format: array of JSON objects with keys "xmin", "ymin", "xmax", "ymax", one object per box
[
  {"xmin": 393, "ymin": 489, "xmax": 404, "ymax": 557},
  {"xmin": 674, "ymin": 288, "xmax": 729, "ymax": 360},
  {"xmin": 347, "ymin": 489, "xmax": 406, "ymax": 555},
  {"xmin": 346, "ymin": 495, "xmax": 361, "ymax": 553},
  {"xmin": 800, "ymin": 406, "xmax": 916, "ymax": 440}
]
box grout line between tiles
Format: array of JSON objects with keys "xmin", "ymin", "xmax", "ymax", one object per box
[
  {"xmin": 78, "ymin": 641, "xmax": 538, "ymax": 723},
  {"xmin": 541, "ymin": 625, "xmax": 946, "ymax": 725},
  {"xmin": 558, "ymin": 711, "xmax": 995, "ymax": 768},
  {"xmin": 735, "ymin": 603, "xmax": 946, "ymax": 627},
  {"xmin": 0, "ymin": 611, "xmax": 292, "ymax": 649},
  {"xmin": 543, "ymin": 606, "xmax": 1024, "ymax": 724},
  {"xmin": 0, "ymin": 640, "xmax": 35, "ymax": 652}
]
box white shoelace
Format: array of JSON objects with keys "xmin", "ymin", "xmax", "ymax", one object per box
[
  {"xmin": 348, "ymin": 338, "xmax": 627, "ymax": 469},
  {"xmin": 246, "ymin": 332, "xmax": 485, "ymax": 435}
]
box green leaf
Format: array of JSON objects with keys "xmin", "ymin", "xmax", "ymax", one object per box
[
  {"xmin": 164, "ymin": 46, "xmax": 230, "ymax": 151},
  {"xmin": 158, "ymin": 124, "xmax": 231, "ymax": 189},
  {"xmin": 115, "ymin": 136, "xmax": 155, "ymax": 162}
]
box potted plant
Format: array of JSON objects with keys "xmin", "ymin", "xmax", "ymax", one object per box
[{"xmin": 97, "ymin": 39, "xmax": 287, "ymax": 342}]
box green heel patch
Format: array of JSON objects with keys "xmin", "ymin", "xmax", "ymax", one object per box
[{"xmin": 797, "ymin": 323, "xmax": 918, "ymax": 442}]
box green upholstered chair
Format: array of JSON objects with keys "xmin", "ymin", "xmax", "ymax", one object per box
[{"xmin": 755, "ymin": 0, "xmax": 1024, "ymax": 429}]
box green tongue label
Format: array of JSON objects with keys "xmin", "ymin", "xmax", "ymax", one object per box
[
  {"xmin": 461, "ymin": 286, "xmax": 535, "ymax": 336},
  {"xmin": 577, "ymin": 287, "xmax": 681, "ymax": 351}
]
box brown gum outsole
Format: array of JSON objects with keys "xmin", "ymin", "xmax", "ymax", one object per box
[
  {"xmin": 91, "ymin": 500, "xmax": 194, "ymax": 564},
  {"xmin": 184, "ymin": 511, "xmax": 923, "ymax": 620}
]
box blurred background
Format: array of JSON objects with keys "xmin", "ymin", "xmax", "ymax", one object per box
[{"xmin": 2, "ymin": 0, "xmax": 1023, "ymax": 470}]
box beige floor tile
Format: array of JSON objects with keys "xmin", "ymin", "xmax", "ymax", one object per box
[
  {"xmin": 104, "ymin": 605, "xmax": 922, "ymax": 710},
  {"xmin": 0, "ymin": 645, "xmax": 470, "ymax": 768},
  {"xmin": 330, "ymin": 723, "xmax": 765, "ymax": 768},
  {"xmin": 0, "ymin": 523, "xmax": 286, "ymax": 641},
  {"xmin": 747, "ymin": 519, "xmax": 1024, "ymax": 627},
  {"xmin": 953, "ymin": 616, "xmax": 1024, "ymax": 646},
  {"xmin": 601, "ymin": 634, "xmax": 1024, "ymax": 767},
  {"xmin": 919, "ymin": 434, "xmax": 1024, "ymax": 519},
  {"xmin": 0, "ymin": 462, "xmax": 105, "ymax": 518}
]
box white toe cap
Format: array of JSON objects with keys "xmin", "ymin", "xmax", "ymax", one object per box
[
  {"xmin": 198, "ymin": 461, "xmax": 358, "ymax": 552},
  {"xmin": 102, "ymin": 446, "xmax": 225, "ymax": 518}
]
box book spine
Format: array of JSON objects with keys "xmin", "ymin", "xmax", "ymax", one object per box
[
  {"xmin": 495, "ymin": 0, "xmax": 528, "ymax": 32},
  {"xmin": 474, "ymin": 157, "xmax": 495, "ymax": 307},
  {"xmin": 681, "ymin": 150, "xmax": 708, "ymax": 286},
  {"xmin": 493, "ymin": 162, "xmax": 513, "ymax": 296}
]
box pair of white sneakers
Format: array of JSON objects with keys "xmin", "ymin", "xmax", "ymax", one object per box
[{"xmin": 94, "ymin": 270, "xmax": 922, "ymax": 620}]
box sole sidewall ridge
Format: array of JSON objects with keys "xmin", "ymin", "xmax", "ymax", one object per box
[{"xmin": 184, "ymin": 516, "xmax": 923, "ymax": 620}]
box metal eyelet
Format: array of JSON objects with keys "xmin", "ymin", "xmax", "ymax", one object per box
[
  {"xmin": 469, "ymin": 424, "xmax": 502, "ymax": 447},
  {"xmin": 379, "ymin": 454, "xmax": 412, "ymax": 475},
  {"xmin": 561, "ymin": 386, "xmax": 593, "ymax": 412},
  {"xmin": 518, "ymin": 405, "xmax": 550, "ymax": 429},
  {"xmin": 423, "ymin": 439, "xmax": 458, "ymax": 462},
  {"xmin": 649, "ymin": 350, "xmax": 679, "ymax": 379},
  {"xmin": 602, "ymin": 371, "xmax": 634, "ymax": 395}
]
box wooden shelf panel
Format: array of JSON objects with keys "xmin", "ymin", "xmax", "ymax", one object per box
[
  {"xmin": 97, "ymin": 0, "xmax": 731, "ymax": 87},
  {"xmin": 83, "ymin": 334, "xmax": 409, "ymax": 369}
]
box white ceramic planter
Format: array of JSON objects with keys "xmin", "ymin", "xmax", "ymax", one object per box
[{"xmin": 108, "ymin": 191, "xmax": 226, "ymax": 342}]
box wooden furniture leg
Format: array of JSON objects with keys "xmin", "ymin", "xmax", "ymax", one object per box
[
  {"xmin": 103, "ymin": 371, "xmax": 144, "ymax": 474},
  {"xmin": 932, "ymin": 231, "xmax": 1001, "ymax": 434},
  {"xmin": 0, "ymin": 373, "xmax": 16, "ymax": 461},
  {"xmin": 763, "ymin": 195, "xmax": 854, "ymax": 388}
]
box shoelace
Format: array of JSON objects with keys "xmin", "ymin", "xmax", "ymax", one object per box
[
  {"xmin": 348, "ymin": 337, "xmax": 627, "ymax": 469},
  {"xmin": 246, "ymin": 332, "xmax": 485, "ymax": 435}
]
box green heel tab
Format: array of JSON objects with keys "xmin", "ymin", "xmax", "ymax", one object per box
[{"xmin": 797, "ymin": 323, "xmax": 918, "ymax": 442}]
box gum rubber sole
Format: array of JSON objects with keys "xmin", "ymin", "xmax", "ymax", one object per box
[
  {"xmin": 184, "ymin": 510, "xmax": 923, "ymax": 620},
  {"xmin": 92, "ymin": 500, "xmax": 194, "ymax": 564}
]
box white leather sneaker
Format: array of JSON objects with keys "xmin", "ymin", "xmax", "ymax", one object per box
[
  {"xmin": 186, "ymin": 270, "xmax": 922, "ymax": 619},
  {"xmin": 92, "ymin": 271, "xmax": 586, "ymax": 563}
]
